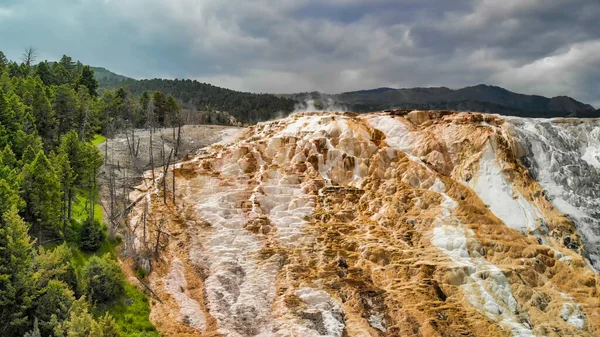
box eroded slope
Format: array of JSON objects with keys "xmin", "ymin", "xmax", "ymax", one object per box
[{"xmin": 128, "ymin": 111, "xmax": 600, "ymax": 337}]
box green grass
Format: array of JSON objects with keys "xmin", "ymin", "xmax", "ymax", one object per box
[
  {"xmin": 100, "ymin": 283, "xmax": 160, "ymax": 337},
  {"xmin": 91, "ymin": 134, "xmax": 107, "ymax": 146},
  {"xmin": 72, "ymin": 188, "xmax": 103, "ymax": 225},
  {"xmin": 72, "ymin": 241, "xmax": 159, "ymax": 337},
  {"xmin": 69, "ymin": 180, "xmax": 159, "ymax": 337}
]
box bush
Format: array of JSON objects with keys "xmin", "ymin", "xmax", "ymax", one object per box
[
  {"xmin": 79, "ymin": 217, "xmax": 105, "ymax": 251},
  {"xmin": 81, "ymin": 254, "xmax": 124, "ymax": 303}
]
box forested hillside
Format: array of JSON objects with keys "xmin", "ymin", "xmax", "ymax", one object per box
[
  {"xmin": 0, "ymin": 51, "xmax": 160, "ymax": 337},
  {"xmin": 98, "ymin": 76, "xmax": 297, "ymax": 123}
]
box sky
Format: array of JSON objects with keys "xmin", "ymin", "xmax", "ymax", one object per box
[{"xmin": 1, "ymin": 0, "xmax": 599, "ymax": 106}]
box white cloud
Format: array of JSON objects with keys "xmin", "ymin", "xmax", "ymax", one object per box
[{"xmin": 491, "ymin": 40, "xmax": 600, "ymax": 99}]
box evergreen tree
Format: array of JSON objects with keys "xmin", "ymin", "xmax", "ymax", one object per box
[
  {"xmin": 152, "ymin": 91, "xmax": 166, "ymax": 126},
  {"xmin": 80, "ymin": 218, "xmax": 105, "ymax": 252},
  {"xmin": 51, "ymin": 151, "xmax": 75, "ymax": 235},
  {"xmin": 53, "ymin": 85, "xmax": 78, "ymax": 139},
  {"xmin": 50, "ymin": 63, "xmax": 70, "ymax": 86},
  {"xmin": 16, "ymin": 135, "xmax": 44, "ymax": 165},
  {"xmin": 0, "ymin": 178, "xmax": 25, "ymax": 216},
  {"xmin": 23, "ymin": 318, "xmax": 41, "ymax": 337},
  {"xmin": 0, "ymin": 210, "xmax": 34, "ymax": 335},
  {"xmin": 81, "ymin": 254, "xmax": 124, "ymax": 303},
  {"xmin": 0, "ymin": 51, "xmax": 7, "ymax": 73},
  {"xmin": 77, "ymin": 65, "xmax": 98, "ymax": 97},
  {"xmin": 34, "ymin": 61, "xmax": 53, "ymax": 86},
  {"xmin": 166, "ymin": 94, "xmax": 180, "ymax": 127},
  {"xmin": 138, "ymin": 91, "xmax": 151, "ymax": 127},
  {"xmin": 58, "ymin": 131, "xmax": 102, "ymax": 187},
  {"xmin": 98, "ymin": 313, "xmax": 120, "ymax": 337},
  {"xmin": 8, "ymin": 62, "xmax": 23, "ymax": 78},
  {"xmin": 27, "ymin": 79, "xmax": 55, "ymax": 143},
  {"xmin": 33, "ymin": 244, "xmax": 77, "ymax": 292},
  {"xmin": 22, "ymin": 151, "xmax": 63, "ymax": 240},
  {"xmin": 32, "ymin": 280, "xmax": 75, "ymax": 336},
  {"xmin": 0, "ymin": 88, "xmax": 20, "ymax": 137},
  {"xmin": 52, "ymin": 297, "xmax": 104, "ymax": 337}
]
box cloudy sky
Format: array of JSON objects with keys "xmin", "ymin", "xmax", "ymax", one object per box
[{"xmin": 1, "ymin": 0, "xmax": 599, "ymax": 106}]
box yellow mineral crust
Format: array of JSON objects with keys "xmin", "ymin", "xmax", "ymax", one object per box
[{"xmin": 127, "ymin": 111, "xmax": 600, "ymax": 337}]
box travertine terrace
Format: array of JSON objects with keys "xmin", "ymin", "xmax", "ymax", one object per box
[{"xmin": 127, "ymin": 111, "xmax": 600, "ymax": 337}]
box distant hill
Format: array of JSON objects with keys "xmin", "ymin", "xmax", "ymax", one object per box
[
  {"xmin": 287, "ymin": 84, "xmax": 598, "ymax": 118},
  {"xmin": 93, "ymin": 66, "xmax": 599, "ymax": 120},
  {"xmin": 91, "ymin": 67, "xmax": 135, "ymax": 88}
]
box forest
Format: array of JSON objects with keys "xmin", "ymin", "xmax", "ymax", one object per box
[
  {"xmin": 0, "ymin": 50, "xmax": 174, "ymax": 337},
  {"xmin": 99, "ymin": 77, "xmax": 297, "ymax": 124}
]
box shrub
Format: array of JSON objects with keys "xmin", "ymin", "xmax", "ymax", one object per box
[
  {"xmin": 79, "ymin": 217, "xmax": 105, "ymax": 252},
  {"xmin": 81, "ymin": 254, "xmax": 124, "ymax": 303}
]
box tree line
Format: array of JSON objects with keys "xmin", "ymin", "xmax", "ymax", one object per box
[
  {"xmin": 0, "ymin": 50, "xmax": 160, "ymax": 336},
  {"xmin": 101, "ymin": 78, "xmax": 297, "ymax": 124}
]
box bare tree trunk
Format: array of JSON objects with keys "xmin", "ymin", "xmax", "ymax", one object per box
[
  {"xmin": 155, "ymin": 220, "xmax": 163, "ymax": 256},
  {"xmin": 172, "ymin": 165, "xmax": 176, "ymax": 205},
  {"xmin": 162, "ymin": 149, "xmax": 173, "ymax": 204},
  {"xmin": 149, "ymin": 124, "xmax": 155, "ymax": 181},
  {"xmin": 143, "ymin": 199, "xmax": 147, "ymax": 247},
  {"xmin": 90, "ymin": 167, "xmax": 95, "ymax": 222},
  {"xmin": 105, "ymin": 110, "xmax": 109, "ymax": 164},
  {"xmin": 175, "ymin": 121, "xmax": 182, "ymax": 157}
]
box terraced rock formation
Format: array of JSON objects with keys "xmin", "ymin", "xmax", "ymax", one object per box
[{"xmin": 126, "ymin": 111, "xmax": 600, "ymax": 337}]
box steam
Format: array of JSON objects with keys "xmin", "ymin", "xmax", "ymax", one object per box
[
  {"xmin": 269, "ymin": 94, "xmax": 350, "ymax": 122},
  {"xmin": 293, "ymin": 94, "xmax": 349, "ymax": 113}
]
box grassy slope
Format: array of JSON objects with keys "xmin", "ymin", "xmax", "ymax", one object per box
[
  {"xmin": 69, "ymin": 135, "xmax": 159, "ymax": 337},
  {"xmin": 91, "ymin": 134, "xmax": 107, "ymax": 146}
]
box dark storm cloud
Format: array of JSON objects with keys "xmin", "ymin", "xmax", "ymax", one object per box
[{"xmin": 1, "ymin": 0, "xmax": 599, "ymax": 106}]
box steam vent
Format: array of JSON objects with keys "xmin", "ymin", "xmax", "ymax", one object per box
[{"xmin": 128, "ymin": 111, "xmax": 600, "ymax": 337}]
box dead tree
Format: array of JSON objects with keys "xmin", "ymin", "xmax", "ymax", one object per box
[
  {"xmin": 154, "ymin": 219, "xmax": 168, "ymax": 257},
  {"xmin": 172, "ymin": 163, "xmax": 176, "ymax": 205},
  {"xmin": 162, "ymin": 149, "xmax": 173, "ymax": 204},
  {"xmin": 147, "ymin": 101, "xmax": 156, "ymax": 182},
  {"xmin": 21, "ymin": 46, "xmax": 37, "ymax": 67}
]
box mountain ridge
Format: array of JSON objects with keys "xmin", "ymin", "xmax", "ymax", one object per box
[{"xmin": 92, "ymin": 67, "xmax": 599, "ymax": 120}]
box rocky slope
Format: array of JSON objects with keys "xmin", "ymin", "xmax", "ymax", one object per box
[{"xmin": 127, "ymin": 111, "xmax": 600, "ymax": 336}]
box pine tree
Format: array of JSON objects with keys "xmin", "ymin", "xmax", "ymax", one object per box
[
  {"xmin": 166, "ymin": 94, "xmax": 180, "ymax": 128},
  {"xmin": 52, "ymin": 297, "xmax": 103, "ymax": 337},
  {"xmin": 34, "ymin": 61, "xmax": 53, "ymax": 86},
  {"xmin": 22, "ymin": 150, "xmax": 63, "ymax": 240},
  {"xmin": 53, "ymin": 85, "xmax": 78, "ymax": 140},
  {"xmin": 27, "ymin": 78, "xmax": 56, "ymax": 142},
  {"xmin": 23, "ymin": 318, "xmax": 41, "ymax": 337},
  {"xmin": 0, "ymin": 178, "xmax": 24, "ymax": 216},
  {"xmin": 0, "ymin": 210, "xmax": 34, "ymax": 335},
  {"xmin": 33, "ymin": 244, "xmax": 77, "ymax": 292},
  {"xmin": 80, "ymin": 218, "xmax": 105, "ymax": 252},
  {"xmin": 152, "ymin": 91, "xmax": 166, "ymax": 126},
  {"xmin": 81, "ymin": 254, "xmax": 124, "ymax": 303},
  {"xmin": 51, "ymin": 151, "xmax": 75, "ymax": 236},
  {"xmin": 77, "ymin": 66, "xmax": 99, "ymax": 97},
  {"xmin": 50, "ymin": 63, "xmax": 70, "ymax": 86},
  {"xmin": 98, "ymin": 313, "xmax": 120, "ymax": 337},
  {"xmin": 0, "ymin": 88, "xmax": 20, "ymax": 138},
  {"xmin": 0, "ymin": 51, "xmax": 7, "ymax": 73},
  {"xmin": 33, "ymin": 280, "xmax": 75, "ymax": 336}
]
